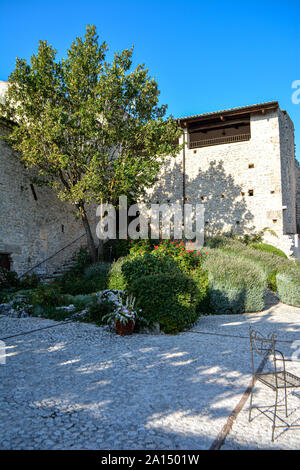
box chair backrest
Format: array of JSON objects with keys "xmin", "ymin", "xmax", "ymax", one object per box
[{"xmin": 249, "ymin": 326, "xmax": 277, "ymax": 375}]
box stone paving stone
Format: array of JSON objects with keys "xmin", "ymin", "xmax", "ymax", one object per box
[{"xmin": 0, "ymin": 296, "xmax": 299, "ymax": 450}]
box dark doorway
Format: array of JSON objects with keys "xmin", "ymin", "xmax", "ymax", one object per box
[{"xmin": 0, "ymin": 254, "xmax": 11, "ymax": 271}]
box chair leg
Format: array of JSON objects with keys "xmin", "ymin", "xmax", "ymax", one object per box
[
  {"xmin": 249, "ymin": 378, "xmax": 255, "ymax": 422},
  {"xmin": 272, "ymin": 390, "xmax": 278, "ymax": 442},
  {"xmin": 284, "ymin": 385, "xmax": 288, "ymax": 417}
]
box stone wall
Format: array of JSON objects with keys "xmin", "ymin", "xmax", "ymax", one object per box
[
  {"xmin": 0, "ymin": 121, "xmax": 98, "ymax": 276},
  {"xmin": 296, "ymin": 160, "xmax": 300, "ymax": 234},
  {"xmin": 278, "ymin": 111, "xmax": 297, "ymax": 234}
]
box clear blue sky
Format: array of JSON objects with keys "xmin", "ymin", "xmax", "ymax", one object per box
[{"xmin": 1, "ymin": 0, "xmax": 299, "ymax": 160}]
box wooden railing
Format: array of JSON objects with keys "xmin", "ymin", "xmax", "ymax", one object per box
[{"xmin": 189, "ymin": 133, "xmax": 251, "ymax": 149}]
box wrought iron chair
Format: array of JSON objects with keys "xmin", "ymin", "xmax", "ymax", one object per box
[{"xmin": 249, "ymin": 326, "xmax": 300, "ymax": 441}]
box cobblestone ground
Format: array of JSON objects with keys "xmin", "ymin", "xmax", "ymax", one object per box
[{"xmin": 0, "ymin": 293, "xmax": 300, "ymax": 450}]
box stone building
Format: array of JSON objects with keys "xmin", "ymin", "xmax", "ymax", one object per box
[
  {"xmin": 146, "ymin": 101, "xmax": 300, "ymax": 257},
  {"xmin": 0, "ymin": 78, "xmax": 299, "ymax": 276}
]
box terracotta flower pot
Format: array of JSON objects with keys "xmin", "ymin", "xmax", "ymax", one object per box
[{"xmin": 114, "ymin": 318, "xmax": 135, "ymax": 336}]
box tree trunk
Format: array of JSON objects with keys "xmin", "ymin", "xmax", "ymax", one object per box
[
  {"xmin": 80, "ymin": 205, "xmax": 97, "ymax": 263},
  {"xmin": 97, "ymin": 239, "xmax": 104, "ymax": 261}
]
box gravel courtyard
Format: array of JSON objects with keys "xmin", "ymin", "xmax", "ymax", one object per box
[{"xmin": 1, "ymin": 294, "xmax": 300, "ymax": 450}]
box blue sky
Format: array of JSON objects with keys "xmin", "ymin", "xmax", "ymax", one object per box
[{"xmin": 1, "ymin": 0, "xmax": 299, "ymax": 160}]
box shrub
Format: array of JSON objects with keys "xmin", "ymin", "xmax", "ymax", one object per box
[
  {"xmin": 84, "ymin": 298, "xmax": 116, "ymax": 326},
  {"xmin": 203, "ymin": 252, "xmax": 266, "ymax": 314},
  {"xmin": 57, "ymin": 275, "xmax": 107, "ymax": 295},
  {"xmin": 30, "ymin": 284, "xmax": 64, "ymax": 307},
  {"xmin": 107, "ymin": 257, "xmax": 129, "ymax": 290},
  {"xmin": 151, "ymin": 239, "xmax": 206, "ymax": 273},
  {"xmin": 217, "ymin": 238, "xmax": 292, "ymax": 292},
  {"xmin": 83, "ymin": 262, "xmax": 111, "ymax": 280},
  {"xmin": 128, "ymin": 272, "xmax": 199, "ymax": 333},
  {"xmin": 190, "ymin": 268, "xmax": 209, "ymax": 313},
  {"xmin": 0, "ymin": 267, "xmax": 19, "ymax": 290},
  {"xmin": 68, "ymin": 247, "xmax": 92, "ymax": 276},
  {"xmin": 121, "ymin": 252, "xmax": 180, "ymax": 285},
  {"xmin": 19, "ymin": 272, "xmax": 40, "ymax": 289},
  {"xmin": 61, "ymin": 293, "xmax": 96, "ymax": 310},
  {"xmin": 249, "ymin": 243, "xmax": 287, "ymax": 259},
  {"xmin": 276, "ymin": 269, "xmax": 300, "ymax": 307}
]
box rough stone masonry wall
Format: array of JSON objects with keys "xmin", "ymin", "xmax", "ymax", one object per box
[
  {"xmin": 296, "ymin": 160, "xmax": 300, "ymax": 234},
  {"xmin": 146, "ymin": 109, "xmax": 298, "ymax": 257},
  {"xmin": 278, "ymin": 110, "xmax": 297, "ymax": 234},
  {"xmin": 0, "ymin": 122, "xmax": 98, "ymax": 276}
]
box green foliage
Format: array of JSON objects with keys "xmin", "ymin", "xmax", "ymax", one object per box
[
  {"xmin": 214, "ymin": 238, "xmax": 293, "ymax": 292},
  {"xmin": 190, "ymin": 268, "xmax": 209, "ymax": 313},
  {"xmin": 61, "ymin": 293, "xmax": 96, "ymax": 310},
  {"xmin": 249, "ymin": 243, "xmax": 287, "ymax": 259},
  {"xmin": 240, "ymin": 227, "xmax": 278, "ymax": 245},
  {"xmin": 19, "ymin": 272, "xmax": 40, "ymax": 289},
  {"xmin": 0, "ymin": 25, "xmax": 181, "ymax": 259},
  {"xmin": 276, "ymin": 269, "xmax": 300, "ymax": 307},
  {"xmin": 0, "ymin": 267, "xmax": 19, "ymax": 290},
  {"xmin": 128, "ymin": 272, "xmax": 199, "ymax": 334},
  {"xmin": 71, "ymin": 248, "xmax": 92, "ymax": 275},
  {"xmin": 203, "ymin": 252, "xmax": 266, "ymax": 314},
  {"xmin": 56, "ymin": 275, "xmax": 107, "ymax": 295},
  {"xmin": 128, "ymin": 239, "xmax": 159, "ymax": 256},
  {"xmin": 83, "ymin": 262, "xmax": 110, "ymax": 280},
  {"xmin": 150, "ymin": 239, "xmax": 206, "ymax": 273},
  {"xmin": 121, "ymin": 252, "xmax": 180, "ymax": 285},
  {"xmin": 30, "ymin": 284, "xmax": 64, "ymax": 307},
  {"xmin": 107, "ymin": 258, "xmax": 128, "ymax": 290},
  {"xmin": 84, "ymin": 298, "xmax": 116, "ymax": 326}
]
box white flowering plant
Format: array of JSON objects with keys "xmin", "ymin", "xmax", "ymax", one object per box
[{"xmin": 102, "ymin": 293, "xmax": 144, "ymax": 325}]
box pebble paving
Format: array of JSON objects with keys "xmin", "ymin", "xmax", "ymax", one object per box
[{"xmin": 0, "ymin": 292, "xmax": 300, "ymax": 450}]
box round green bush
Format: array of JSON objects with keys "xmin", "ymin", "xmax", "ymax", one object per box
[
  {"xmin": 203, "ymin": 252, "xmax": 266, "ymax": 314},
  {"xmin": 276, "ymin": 270, "xmax": 300, "ymax": 307},
  {"xmin": 128, "ymin": 272, "xmax": 199, "ymax": 334},
  {"xmin": 121, "ymin": 252, "xmax": 180, "ymax": 284}
]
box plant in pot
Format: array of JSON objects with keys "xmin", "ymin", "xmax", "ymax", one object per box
[{"xmin": 103, "ymin": 294, "xmax": 143, "ymax": 335}]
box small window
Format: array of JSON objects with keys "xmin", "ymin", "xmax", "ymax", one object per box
[
  {"xmin": 61, "ymin": 224, "xmax": 64, "ymax": 233},
  {"xmin": 221, "ymin": 194, "xmax": 225, "ymax": 198},
  {"xmin": 236, "ymin": 221, "xmax": 240, "ymax": 225},
  {"xmin": 272, "ymin": 219, "xmax": 277, "ymax": 224},
  {"xmin": 201, "ymin": 196, "xmax": 206, "ymax": 201},
  {"xmin": 248, "ymin": 163, "xmax": 254, "ymax": 169},
  {"xmin": 248, "ymin": 189, "xmax": 254, "ymax": 196},
  {"xmin": 193, "ymin": 150, "xmax": 197, "ymax": 154},
  {"xmin": 241, "ymin": 191, "xmax": 245, "ymax": 197},
  {"xmin": 270, "ymin": 190, "xmax": 275, "ymax": 194}
]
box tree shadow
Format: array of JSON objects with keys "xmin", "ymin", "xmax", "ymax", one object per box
[
  {"xmin": 147, "ymin": 159, "xmax": 255, "ymax": 236},
  {"xmin": 1, "ymin": 308, "xmax": 300, "ymax": 450}
]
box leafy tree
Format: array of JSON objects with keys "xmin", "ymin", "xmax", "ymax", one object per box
[{"xmin": 0, "ymin": 25, "xmax": 181, "ymax": 261}]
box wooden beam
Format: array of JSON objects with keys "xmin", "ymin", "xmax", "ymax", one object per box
[{"xmin": 188, "ymin": 119, "xmax": 250, "ymax": 132}]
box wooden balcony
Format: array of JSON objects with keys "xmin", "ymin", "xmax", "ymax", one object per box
[{"xmin": 189, "ymin": 133, "xmax": 251, "ymax": 149}]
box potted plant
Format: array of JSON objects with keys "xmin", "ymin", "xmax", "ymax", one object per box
[{"xmin": 103, "ymin": 294, "xmax": 143, "ymax": 335}]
